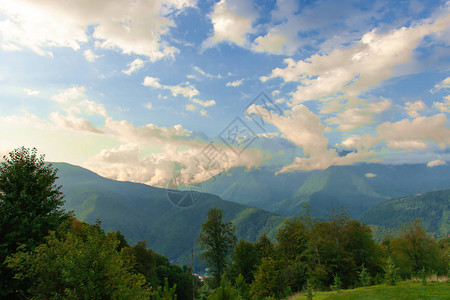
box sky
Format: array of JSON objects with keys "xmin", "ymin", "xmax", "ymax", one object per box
[{"xmin": 0, "ymin": 0, "xmax": 449, "ymax": 187}]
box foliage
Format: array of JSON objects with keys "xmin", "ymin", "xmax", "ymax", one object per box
[
  {"xmin": 209, "ymin": 277, "xmax": 240, "ymax": 300},
  {"xmin": 385, "ymin": 219, "xmax": 448, "ymax": 277},
  {"xmin": 234, "ymin": 274, "xmax": 250, "ymax": 300},
  {"xmin": 0, "ymin": 147, "xmax": 71, "ymax": 296},
  {"xmin": 198, "ymin": 208, "xmax": 237, "ymax": 285},
  {"xmin": 358, "ymin": 264, "xmax": 371, "ymax": 287},
  {"xmin": 383, "ymin": 256, "xmax": 399, "ymax": 285},
  {"xmin": 229, "ymin": 239, "xmax": 258, "ymax": 283},
  {"xmin": 153, "ymin": 278, "xmax": 177, "ymax": 300},
  {"xmin": 6, "ymin": 219, "xmax": 150, "ymax": 299},
  {"xmin": 330, "ymin": 274, "xmax": 342, "ymax": 292}
]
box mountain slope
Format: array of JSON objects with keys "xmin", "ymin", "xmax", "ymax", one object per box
[
  {"xmin": 52, "ymin": 163, "xmax": 286, "ymax": 267},
  {"xmin": 359, "ymin": 189, "xmax": 450, "ymax": 237},
  {"xmin": 202, "ymin": 163, "xmax": 450, "ymax": 218}
]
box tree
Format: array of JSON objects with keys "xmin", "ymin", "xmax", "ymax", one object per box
[
  {"xmin": 229, "ymin": 239, "xmax": 258, "ymax": 283},
  {"xmin": 198, "ymin": 208, "xmax": 236, "ymax": 286},
  {"xmin": 6, "ymin": 219, "xmax": 150, "ymax": 299},
  {"xmin": 0, "ymin": 147, "xmax": 71, "ymax": 296}
]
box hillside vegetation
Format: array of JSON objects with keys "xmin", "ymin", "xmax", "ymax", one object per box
[
  {"xmin": 359, "ymin": 189, "xmax": 450, "ymax": 238},
  {"xmin": 53, "ymin": 162, "xmax": 286, "ymax": 268},
  {"xmin": 202, "ymin": 164, "xmax": 450, "ymax": 218}
]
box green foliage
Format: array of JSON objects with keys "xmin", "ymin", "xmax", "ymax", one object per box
[
  {"xmin": 330, "ymin": 274, "xmax": 342, "ymax": 292},
  {"xmin": 234, "ymin": 274, "xmax": 250, "ymax": 300},
  {"xmin": 6, "ymin": 219, "xmax": 150, "ymax": 299},
  {"xmin": 0, "ymin": 147, "xmax": 71, "ymax": 296},
  {"xmin": 198, "ymin": 208, "xmax": 237, "ymax": 285},
  {"xmin": 209, "ymin": 277, "xmax": 240, "ymax": 300},
  {"xmin": 385, "ymin": 219, "xmax": 448, "ymax": 277},
  {"xmin": 383, "ymin": 256, "xmax": 399, "ymax": 285},
  {"xmin": 360, "ymin": 189, "xmax": 450, "ymax": 238},
  {"xmin": 358, "ymin": 264, "xmax": 371, "ymax": 287},
  {"xmin": 229, "ymin": 239, "xmax": 258, "ymax": 283},
  {"xmin": 153, "ymin": 278, "xmax": 177, "ymax": 300},
  {"xmin": 250, "ymin": 257, "xmax": 284, "ymax": 299},
  {"xmin": 418, "ymin": 266, "xmax": 427, "ymax": 286}
]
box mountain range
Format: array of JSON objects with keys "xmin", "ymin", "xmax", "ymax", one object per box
[
  {"xmin": 52, "ymin": 162, "xmax": 450, "ymax": 268},
  {"xmin": 202, "ymin": 163, "xmax": 450, "ymax": 217}
]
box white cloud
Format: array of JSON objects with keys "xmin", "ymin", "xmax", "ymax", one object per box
[
  {"xmin": 83, "ymin": 49, "xmax": 99, "ymax": 62},
  {"xmin": 190, "ymin": 66, "xmax": 224, "ymax": 80},
  {"xmin": 404, "ymin": 100, "xmax": 426, "ymax": 118},
  {"xmin": 145, "ymin": 102, "xmax": 152, "ymax": 110},
  {"xmin": 49, "ymin": 111, "xmax": 103, "ymax": 134},
  {"xmin": 365, "ymin": 173, "xmax": 376, "ymax": 178},
  {"xmin": 142, "ymin": 76, "xmax": 162, "ymax": 88},
  {"xmin": 200, "ymin": 109, "xmax": 207, "ymax": 116},
  {"xmin": 143, "ymin": 76, "xmax": 199, "ymax": 98},
  {"xmin": 261, "ymin": 15, "xmax": 450, "ymax": 106},
  {"xmin": 253, "ymin": 31, "xmax": 287, "ymax": 53},
  {"xmin": 430, "ymin": 76, "xmax": 450, "ymax": 93},
  {"xmin": 0, "ymin": 0, "xmax": 196, "ymax": 60},
  {"xmin": 327, "ymin": 98, "xmax": 391, "ymax": 131},
  {"xmin": 226, "ymin": 79, "xmax": 243, "ymax": 87},
  {"xmin": 122, "ymin": 58, "xmax": 145, "ymax": 75},
  {"xmin": 79, "ymin": 99, "xmax": 107, "ymax": 117},
  {"xmin": 23, "ymin": 88, "xmax": 40, "ymax": 96},
  {"xmin": 427, "ymin": 159, "xmax": 446, "ymax": 167},
  {"xmin": 192, "ymin": 99, "xmax": 216, "ymax": 107},
  {"xmin": 203, "ymin": 0, "xmax": 257, "ymax": 48},
  {"xmin": 433, "ymin": 95, "xmax": 450, "ymax": 113},
  {"xmin": 185, "ymin": 104, "xmax": 195, "ymax": 111},
  {"xmin": 377, "ymin": 114, "xmax": 450, "ymax": 150},
  {"xmin": 51, "ymin": 86, "xmax": 86, "ymax": 103}
]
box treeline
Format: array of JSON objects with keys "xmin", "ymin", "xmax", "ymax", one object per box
[
  {"xmin": 0, "ymin": 147, "xmax": 196, "ymax": 299},
  {"xmin": 197, "ymin": 207, "xmax": 449, "ymax": 299}
]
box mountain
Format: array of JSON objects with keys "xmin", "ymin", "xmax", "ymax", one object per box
[
  {"xmin": 52, "ymin": 163, "xmax": 286, "ymax": 268},
  {"xmin": 202, "ymin": 163, "xmax": 450, "ymax": 218},
  {"xmin": 359, "ymin": 189, "xmax": 450, "ymax": 238}
]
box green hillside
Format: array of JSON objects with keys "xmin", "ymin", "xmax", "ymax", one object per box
[
  {"xmin": 52, "ymin": 163, "xmax": 286, "ymax": 269},
  {"xmin": 202, "ymin": 163, "xmax": 450, "ymax": 218},
  {"xmin": 359, "ymin": 189, "xmax": 450, "ymax": 237}
]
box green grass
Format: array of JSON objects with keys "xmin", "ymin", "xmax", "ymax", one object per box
[{"xmin": 292, "ymin": 281, "xmax": 450, "ymax": 300}]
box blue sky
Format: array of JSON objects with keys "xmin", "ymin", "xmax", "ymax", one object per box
[{"xmin": 0, "ymin": 0, "xmax": 449, "ymax": 186}]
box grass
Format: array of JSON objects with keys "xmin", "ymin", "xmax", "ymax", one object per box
[{"xmin": 291, "ymin": 280, "xmax": 450, "ymax": 299}]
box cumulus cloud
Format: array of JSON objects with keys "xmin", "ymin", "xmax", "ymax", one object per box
[
  {"xmin": 83, "ymin": 49, "xmax": 99, "ymax": 62},
  {"xmin": 226, "ymin": 79, "xmax": 243, "ymax": 87},
  {"xmin": 145, "ymin": 102, "xmax": 152, "ymax": 110},
  {"xmin": 261, "ymin": 15, "xmax": 450, "ymax": 106},
  {"xmin": 404, "ymin": 100, "xmax": 426, "ymax": 118},
  {"xmin": 427, "ymin": 159, "xmax": 446, "ymax": 167},
  {"xmin": 433, "ymin": 95, "xmax": 450, "ymax": 113},
  {"xmin": 185, "ymin": 104, "xmax": 195, "ymax": 111},
  {"xmin": 327, "ymin": 98, "xmax": 391, "ymax": 131},
  {"xmin": 0, "ymin": 0, "xmax": 195, "ymax": 60},
  {"xmin": 247, "ymin": 104, "xmax": 376, "ymax": 172},
  {"xmin": 143, "ymin": 76, "xmax": 199, "ymax": 98},
  {"xmin": 203, "ymin": 0, "xmax": 257, "ymax": 48},
  {"xmin": 377, "ymin": 114, "xmax": 450, "ymax": 150},
  {"xmin": 122, "ymin": 58, "xmax": 145, "ymax": 75},
  {"xmin": 51, "ymin": 86, "xmax": 86, "ymax": 103},
  {"xmin": 23, "ymin": 88, "xmax": 40, "ymax": 96},
  {"xmin": 192, "ymin": 99, "xmax": 216, "ymax": 107}
]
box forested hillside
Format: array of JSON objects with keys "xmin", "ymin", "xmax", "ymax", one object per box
[
  {"xmin": 53, "ymin": 162, "xmax": 286, "ymax": 268},
  {"xmin": 202, "ymin": 163, "xmax": 450, "ymax": 217},
  {"xmin": 359, "ymin": 189, "xmax": 450, "ymax": 238}
]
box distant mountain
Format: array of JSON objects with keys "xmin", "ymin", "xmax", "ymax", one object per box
[
  {"xmin": 359, "ymin": 189, "xmax": 450, "ymax": 238},
  {"xmin": 202, "ymin": 163, "xmax": 450, "ymax": 218},
  {"xmin": 52, "ymin": 163, "xmax": 285, "ymax": 268}
]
